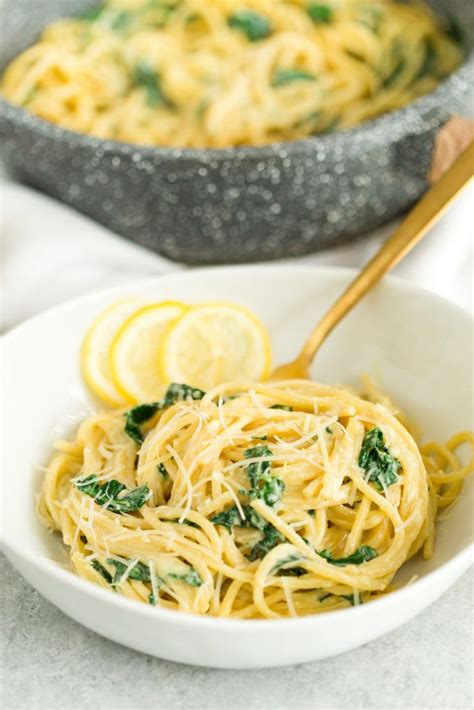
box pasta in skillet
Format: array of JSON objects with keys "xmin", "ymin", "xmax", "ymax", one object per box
[{"xmin": 2, "ymin": 0, "xmax": 463, "ymax": 147}]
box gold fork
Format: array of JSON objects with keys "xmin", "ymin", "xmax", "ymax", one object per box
[{"xmin": 270, "ymin": 139, "xmax": 473, "ymax": 381}]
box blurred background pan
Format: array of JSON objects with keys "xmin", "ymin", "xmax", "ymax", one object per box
[{"xmin": 0, "ymin": 0, "xmax": 472, "ymax": 264}]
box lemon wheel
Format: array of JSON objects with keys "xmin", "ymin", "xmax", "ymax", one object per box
[
  {"xmin": 81, "ymin": 297, "xmax": 151, "ymax": 406},
  {"xmin": 111, "ymin": 301, "xmax": 187, "ymax": 403},
  {"xmin": 159, "ymin": 302, "xmax": 271, "ymax": 390}
]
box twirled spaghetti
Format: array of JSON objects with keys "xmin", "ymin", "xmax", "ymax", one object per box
[
  {"xmin": 2, "ymin": 0, "xmax": 463, "ymax": 147},
  {"xmin": 38, "ymin": 379, "xmax": 473, "ymax": 618}
]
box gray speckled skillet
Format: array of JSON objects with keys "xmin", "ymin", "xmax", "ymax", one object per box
[{"xmin": 0, "ymin": 0, "xmax": 473, "ymax": 264}]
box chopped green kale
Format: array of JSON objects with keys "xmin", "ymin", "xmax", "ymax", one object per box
[
  {"xmin": 210, "ymin": 505, "xmax": 245, "ymax": 531},
  {"xmin": 271, "ymin": 554, "xmax": 307, "ymax": 577},
  {"xmin": 169, "ymin": 518, "xmax": 200, "ymax": 529},
  {"xmin": 162, "ymin": 382, "xmax": 206, "ymax": 407},
  {"xmin": 414, "ymin": 38, "xmax": 437, "ymax": 81},
  {"xmin": 91, "ymin": 560, "xmax": 113, "ymax": 583},
  {"xmin": 445, "ymin": 13, "xmax": 466, "ymax": 47},
  {"xmin": 210, "ymin": 504, "xmax": 285, "ymax": 560},
  {"xmin": 318, "ymin": 545, "xmax": 378, "ymax": 566},
  {"xmin": 358, "ymin": 427, "xmax": 400, "ymax": 490},
  {"xmin": 157, "ymin": 463, "xmax": 169, "ymax": 480},
  {"xmin": 107, "ymin": 559, "xmax": 151, "ymax": 586},
  {"xmin": 168, "ymin": 568, "xmax": 202, "ymax": 587},
  {"xmin": 133, "ymin": 61, "xmax": 173, "ymax": 108},
  {"xmin": 75, "ymin": 475, "xmax": 150, "ymax": 513},
  {"xmin": 318, "ymin": 592, "xmax": 332, "ymax": 602},
  {"xmin": 244, "ymin": 445, "xmax": 285, "ymax": 507},
  {"xmin": 125, "ymin": 402, "xmax": 161, "ymax": 443},
  {"xmin": 306, "ymin": 4, "xmax": 333, "ymax": 24},
  {"xmin": 124, "ymin": 383, "xmax": 206, "ymax": 442},
  {"xmin": 248, "ymin": 523, "xmax": 286, "ymax": 561},
  {"xmin": 228, "ymin": 10, "xmax": 272, "ymax": 41},
  {"xmin": 382, "ymin": 58, "xmax": 405, "ymax": 88}
]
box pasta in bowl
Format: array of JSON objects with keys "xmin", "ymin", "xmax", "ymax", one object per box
[
  {"xmin": 38, "ymin": 379, "xmax": 472, "ymax": 619},
  {"xmin": 2, "ymin": 265, "xmax": 473, "ymax": 667}
]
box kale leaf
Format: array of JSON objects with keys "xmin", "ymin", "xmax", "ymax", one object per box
[
  {"xmin": 318, "ymin": 592, "xmax": 332, "ymax": 603},
  {"xmin": 125, "ymin": 402, "xmax": 161, "ymax": 443},
  {"xmin": 168, "ymin": 517, "xmax": 200, "ymax": 529},
  {"xmin": 277, "ymin": 566, "xmax": 307, "ymax": 577},
  {"xmin": 162, "ymin": 383, "xmax": 206, "ymax": 407},
  {"xmin": 318, "ymin": 545, "xmax": 378, "ymax": 566},
  {"xmin": 248, "ymin": 524, "xmax": 285, "ymax": 561},
  {"xmin": 306, "ymin": 4, "xmax": 333, "ymax": 24},
  {"xmin": 209, "ymin": 444, "xmax": 285, "ymax": 557},
  {"xmin": 133, "ymin": 61, "xmax": 173, "ymax": 108},
  {"xmin": 157, "ymin": 463, "xmax": 169, "ymax": 480},
  {"xmin": 244, "ymin": 445, "xmax": 285, "ymax": 507},
  {"xmin": 271, "ymin": 553, "xmax": 307, "ymax": 577},
  {"xmin": 75, "ymin": 475, "xmax": 150, "ymax": 513},
  {"xmin": 210, "ymin": 504, "xmax": 285, "ymax": 560},
  {"xmin": 381, "ymin": 41, "xmax": 406, "ymax": 89},
  {"xmin": 414, "ymin": 38, "xmax": 437, "ymax": 82},
  {"xmin": 168, "ymin": 568, "xmax": 202, "ymax": 587},
  {"xmin": 210, "ymin": 505, "xmax": 245, "ymax": 531},
  {"xmin": 358, "ymin": 427, "xmax": 400, "ymax": 490},
  {"xmin": 382, "ymin": 57, "xmax": 405, "ymax": 88},
  {"xmin": 107, "ymin": 559, "xmax": 151, "ymax": 586},
  {"xmin": 445, "ymin": 13, "xmax": 466, "ymax": 47},
  {"xmin": 228, "ymin": 10, "xmax": 272, "ymax": 41},
  {"xmin": 91, "ymin": 560, "xmax": 113, "ymax": 583},
  {"xmin": 110, "ymin": 10, "xmax": 133, "ymax": 31},
  {"xmin": 124, "ymin": 383, "xmax": 206, "ymax": 442}
]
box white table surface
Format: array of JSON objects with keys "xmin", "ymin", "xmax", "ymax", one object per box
[
  {"xmin": 1, "ymin": 179, "xmax": 473, "ymax": 710},
  {"xmin": 2, "ymin": 556, "xmax": 472, "ymax": 710}
]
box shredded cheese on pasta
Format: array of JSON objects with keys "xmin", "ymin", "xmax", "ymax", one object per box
[{"xmin": 37, "ymin": 379, "xmax": 473, "ymax": 618}]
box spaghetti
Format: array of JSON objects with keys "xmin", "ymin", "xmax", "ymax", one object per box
[
  {"xmin": 38, "ymin": 379, "xmax": 473, "ymax": 618},
  {"xmin": 1, "ymin": 0, "xmax": 463, "ymax": 147}
]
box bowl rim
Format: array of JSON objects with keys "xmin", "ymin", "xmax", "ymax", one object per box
[
  {"xmin": 2, "ymin": 263, "xmax": 473, "ymax": 630},
  {"xmin": 1, "ymin": 47, "xmax": 472, "ymax": 161},
  {"xmin": 2, "ymin": 535, "xmax": 472, "ymax": 630}
]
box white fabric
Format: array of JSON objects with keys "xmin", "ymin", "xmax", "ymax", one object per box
[{"xmin": 1, "ymin": 179, "xmax": 472, "ymax": 331}]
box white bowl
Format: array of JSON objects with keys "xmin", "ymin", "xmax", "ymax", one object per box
[{"xmin": 2, "ymin": 265, "xmax": 473, "ymax": 669}]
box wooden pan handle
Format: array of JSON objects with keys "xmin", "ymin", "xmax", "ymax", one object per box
[{"xmin": 429, "ymin": 116, "xmax": 474, "ymax": 184}]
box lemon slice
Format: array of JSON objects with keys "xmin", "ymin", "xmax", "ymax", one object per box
[
  {"xmin": 159, "ymin": 302, "xmax": 272, "ymax": 390},
  {"xmin": 81, "ymin": 297, "xmax": 151, "ymax": 406},
  {"xmin": 111, "ymin": 301, "xmax": 187, "ymax": 403}
]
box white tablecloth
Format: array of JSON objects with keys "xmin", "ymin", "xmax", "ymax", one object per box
[{"xmin": 1, "ymin": 179, "xmax": 472, "ymax": 331}]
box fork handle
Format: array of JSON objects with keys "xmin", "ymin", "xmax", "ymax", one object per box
[{"xmin": 298, "ymin": 136, "xmax": 474, "ymax": 369}]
